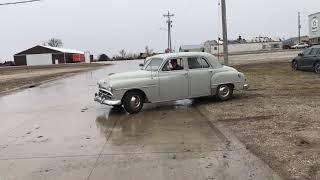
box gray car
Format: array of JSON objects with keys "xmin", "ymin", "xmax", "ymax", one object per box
[
  {"xmin": 292, "ymin": 45, "xmax": 320, "ymax": 74},
  {"xmin": 95, "ymin": 52, "xmax": 249, "ymax": 114}
]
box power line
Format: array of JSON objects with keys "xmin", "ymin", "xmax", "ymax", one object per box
[{"xmin": 0, "ymin": 0, "xmax": 41, "ymax": 6}]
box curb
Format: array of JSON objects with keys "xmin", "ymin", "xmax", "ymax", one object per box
[{"xmin": 196, "ymin": 106, "xmax": 283, "ymax": 180}]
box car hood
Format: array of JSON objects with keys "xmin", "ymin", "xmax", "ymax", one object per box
[
  {"xmin": 108, "ymin": 70, "xmax": 152, "ymax": 80},
  {"xmin": 98, "ymin": 70, "xmax": 152, "ymax": 85}
]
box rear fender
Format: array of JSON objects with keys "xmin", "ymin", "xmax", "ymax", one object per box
[{"xmin": 211, "ymin": 71, "xmax": 244, "ymax": 93}]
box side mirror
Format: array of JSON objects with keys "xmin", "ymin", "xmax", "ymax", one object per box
[
  {"xmin": 139, "ymin": 63, "xmax": 144, "ymax": 67},
  {"xmin": 298, "ymin": 53, "xmax": 304, "ymax": 57}
]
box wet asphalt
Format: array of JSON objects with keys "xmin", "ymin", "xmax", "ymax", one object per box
[{"xmin": 0, "ymin": 61, "xmax": 281, "ymax": 180}]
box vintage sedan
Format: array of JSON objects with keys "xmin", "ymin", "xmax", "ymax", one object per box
[{"xmin": 95, "ymin": 52, "xmax": 249, "ymax": 114}]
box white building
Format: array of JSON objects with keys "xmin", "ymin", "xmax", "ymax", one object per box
[
  {"xmin": 309, "ymin": 12, "xmax": 320, "ymax": 45},
  {"xmin": 209, "ymin": 41, "xmax": 283, "ymax": 55}
]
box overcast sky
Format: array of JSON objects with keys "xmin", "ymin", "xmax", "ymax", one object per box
[{"xmin": 0, "ymin": 0, "xmax": 320, "ymax": 61}]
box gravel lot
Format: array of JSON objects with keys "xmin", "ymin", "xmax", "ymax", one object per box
[{"xmin": 199, "ymin": 61, "xmax": 320, "ymax": 180}]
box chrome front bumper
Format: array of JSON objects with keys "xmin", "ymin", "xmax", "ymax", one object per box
[{"xmin": 94, "ymin": 89, "xmax": 122, "ymax": 106}]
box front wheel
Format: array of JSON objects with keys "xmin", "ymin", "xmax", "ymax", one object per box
[
  {"xmin": 314, "ymin": 63, "xmax": 320, "ymax": 74},
  {"xmin": 123, "ymin": 91, "xmax": 144, "ymax": 114},
  {"xmin": 217, "ymin": 84, "xmax": 233, "ymax": 101},
  {"xmin": 292, "ymin": 61, "xmax": 298, "ymax": 71}
]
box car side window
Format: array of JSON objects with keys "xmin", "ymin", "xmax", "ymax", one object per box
[
  {"xmin": 188, "ymin": 57, "xmax": 210, "ymax": 69},
  {"xmin": 309, "ymin": 48, "xmax": 320, "ymax": 56},
  {"xmin": 315, "ymin": 48, "xmax": 320, "ymax": 56},
  {"xmin": 162, "ymin": 58, "xmax": 184, "ymax": 71},
  {"xmin": 303, "ymin": 48, "xmax": 311, "ymax": 55}
]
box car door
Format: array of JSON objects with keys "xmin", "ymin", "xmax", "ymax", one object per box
[
  {"xmin": 297, "ymin": 48, "xmax": 311, "ymax": 69},
  {"xmin": 158, "ymin": 58, "xmax": 189, "ymax": 101},
  {"xmin": 315, "ymin": 49, "xmax": 320, "ymax": 66},
  {"xmin": 311, "ymin": 48, "xmax": 320, "ymax": 68},
  {"xmin": 302, "ymin": 48, "xmax": 320, "ymax": 69},
  {"xmin": 187, "ymin": 57, "xmax": 212, "ymax": 97}
]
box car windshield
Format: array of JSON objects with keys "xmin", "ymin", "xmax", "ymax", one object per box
[{"xmin": 144, "ymin": 58, "xmax": 163, "ymax": 71}]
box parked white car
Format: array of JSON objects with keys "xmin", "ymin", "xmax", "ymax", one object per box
[
  {"xmin": 95, "ymin": 52, "xmax": 249, "ymax": 114},
  {"xmin": 291, "ymin": 43, "xmax": 309, "ymax": 49}
]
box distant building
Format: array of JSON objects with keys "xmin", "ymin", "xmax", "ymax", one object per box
[
  {"xmin": 203, "ymin": 40, "xmax": 219, "ymax": 53},
  {"xmin": 309, "ymin": 12, "xmax": 320, "ymax": 45},
  {"xmin": 179, "ymin": 45, "xmax": 205, "ymax": 52},
  {"xmin": 206, "ymin": 40, "xmax": 282, "ymax": 55},
  {"xmin": 14, "ymin": 45, "xmax": 86, "ymax": 66},
  {"xmin": 282, "ymin": 36, "xmax": 309, "ymax": 49},
  {"xmin": 250, "ymin": 36, "xmax": 280, "ymax": 43},
  {"xmin": 139, "ymin": 52, "xmax": 161, "ymax": 59}
]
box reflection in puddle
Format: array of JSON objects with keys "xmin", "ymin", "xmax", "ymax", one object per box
[
  {"xmin": 95, "ymin": 97, "xmax": 220, "ymax": 139},
  {"xmin": 95, "ymin": 100, "xmax": 225, "ymax": 155}
]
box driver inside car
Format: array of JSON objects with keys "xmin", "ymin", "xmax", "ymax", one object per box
[{"xmin": 170, "ymin": 59, "xmax": 183, "ymax": 70}]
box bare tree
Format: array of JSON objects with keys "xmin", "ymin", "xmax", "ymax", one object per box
[
  {"xmin": 119, "ymin": 49, "xmax": 126, "ymax": 59},
  {"xmin": 98, "ymin": 54, "xmax": 110, "ymax": 61},
  {"xmin": 46, "ymin": 38, "xmax": 63, "ymax": 47},
  {"xmin": 145, "ymin": 46, "xmax": 153, "ymax": 56}
]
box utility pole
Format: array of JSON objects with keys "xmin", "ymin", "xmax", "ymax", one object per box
[
  {"xmin": 221, "ymin": 0, "xmax": 229, "ymax": 65},
  {"xmin": 298, "ymin": 12, "xmax": 301, "ymax": 43},
  {"xmin": 163, "ymin": 11, "xmax": 174, "ymax": 53}
]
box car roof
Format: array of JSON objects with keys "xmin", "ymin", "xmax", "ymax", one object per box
[
  {"xmin": 149, "ymin": 52, "xmax": 223, "ymax": 68},
  {"xmin": 151, "ymin": 52, "xmax": 212, "ymax": 59}
]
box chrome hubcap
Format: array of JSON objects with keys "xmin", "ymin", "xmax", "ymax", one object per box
[
  {"xmin": 218, "ymin": 86, "xmax": 230, "ymax": 98},
  {"xmin": 130, "ymin": 96, "xmax": 141, "ymax": 109}
]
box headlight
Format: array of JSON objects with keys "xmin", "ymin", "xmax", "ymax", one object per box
[{"xmin": 105, "ymin": 83, "xmax": 113, "ymax": 92}]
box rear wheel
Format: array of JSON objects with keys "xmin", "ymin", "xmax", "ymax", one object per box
[
  {"xmin": 292, "ymin": 60, "xmax": 298, "ymax": 71},
  {"xmin": 217, "ymin": 84, "xmax": 233, "ymax": 101},
  {"xmin": 314, "ymin": 63, "xmax": 320, "ymax": 74},
  {"xmin": 123, "ymin": 91, "xmax": 144, "ymax": 114}
]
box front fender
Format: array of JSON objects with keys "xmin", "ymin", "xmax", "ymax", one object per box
[{"xmin": 111, "ymin": 78, "xmax": 158, "ymax": 102}]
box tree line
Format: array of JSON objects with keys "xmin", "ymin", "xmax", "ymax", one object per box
[
  {"xmin": 42, "ymin": 38, "xmax": 156, "ymax": 61},
  {"xmin": 97, "ymin": 46, "xmax": 155, "ymax": 61}
]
